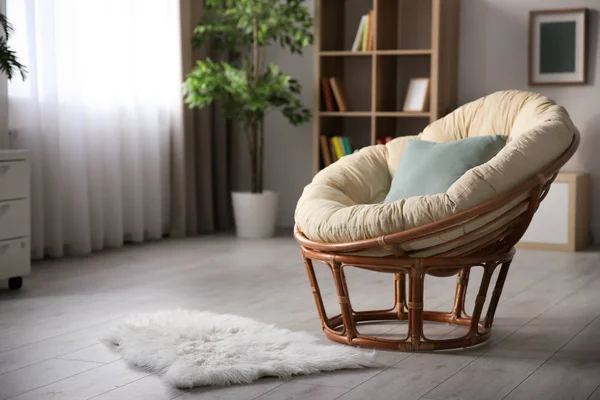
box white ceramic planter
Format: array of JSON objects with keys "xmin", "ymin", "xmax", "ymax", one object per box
[{"xmin": 231, "ymin": 191, "xmax": 279, "ymax": 238}]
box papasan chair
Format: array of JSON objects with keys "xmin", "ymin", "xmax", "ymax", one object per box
[{"xmin": 294, "ymin": 90, "xmax": 579, "ymax": 351}]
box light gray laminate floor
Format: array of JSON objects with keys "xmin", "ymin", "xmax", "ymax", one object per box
[{"xmin": 0, "ymin": 234, "xmax": 599, "ymax": 400}]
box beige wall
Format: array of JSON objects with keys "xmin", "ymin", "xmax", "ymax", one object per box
[
  {"xmin": 236, "ymin": 0, "xmax": 600, "ymax": 241},
  {"xmin": 459, "ymin": 0, "xmax": 600, "ymax": 242}
]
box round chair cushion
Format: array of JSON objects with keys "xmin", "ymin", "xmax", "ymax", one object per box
[{"xmin": 295, "ymin": 90, "xmax": 577, "ymax": 252}]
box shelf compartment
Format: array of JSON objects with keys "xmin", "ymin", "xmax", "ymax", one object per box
[
  {"xmin": 318, "ymin": 116, "xmax": 373, "ymax": 168},
  {"xmin": 320, "ymin": 57, "xmax": 372, "ymax": 112},
  {"xmin": 319, "ymin": 0, "xmax": 374, "ymax": 52},
  {"xmin": 375, "ymin": 0, "xmax": 432, "ymax": 50},
  {"xmin": 374, "ymin": 55, "xmax": 430, "ymax": 112}
]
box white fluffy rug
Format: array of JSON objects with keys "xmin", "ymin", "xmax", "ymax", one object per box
[{"xmin": 102, "ymin": 310, "xmax": 376, "ymax": 388}]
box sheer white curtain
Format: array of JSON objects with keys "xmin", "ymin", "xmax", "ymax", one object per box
[{"xmin": 7, "ymin": 0, "xmax": 183, "ymax": 258}]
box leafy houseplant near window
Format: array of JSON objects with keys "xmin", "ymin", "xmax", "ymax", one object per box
[
  {"xmin": 0, "ymin": 14, "xmax": 26, "ymax": 81},
  {"xmin": 182, "ymin": 0, "xmax": 312, "ymax": 238}
]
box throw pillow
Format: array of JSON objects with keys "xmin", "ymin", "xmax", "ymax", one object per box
[{"xmin": 384, "ymin": 135, "xmax": 508, "ymax": 203}]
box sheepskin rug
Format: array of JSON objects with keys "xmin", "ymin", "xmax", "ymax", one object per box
[{"xmin": 102, "ymin": 309, "xmax": 376, "ymax": 388}]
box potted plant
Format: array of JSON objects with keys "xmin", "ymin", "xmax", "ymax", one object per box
[
  {"xmin": 0, "ymin": 14, "xmax": 26, "ymax": 80},
  {"xmin": 182, "ymin": 0, "xmax": 312, "ymax": 238}
]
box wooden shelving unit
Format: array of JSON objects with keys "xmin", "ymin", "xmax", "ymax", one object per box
[{"xmin": 313, "ymin": 0, "xmax": 460, "ymax": 174}]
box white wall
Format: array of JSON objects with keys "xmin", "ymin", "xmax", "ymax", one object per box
[
  {"xmin": 459, "ymin": 0, "xmax": 600, "ymax": 242},
  {"xmin": 236, "ymin": 0, "xmax": 600, "ymax": 242}
]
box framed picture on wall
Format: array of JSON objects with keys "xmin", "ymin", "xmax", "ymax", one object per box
[
  {"xmin": 529, "ymin": 8, "xmax": 588, "ymax": 85},
  {"xmin": 403, "ymin": 78, "xmax": 430, "ymax": 112}
]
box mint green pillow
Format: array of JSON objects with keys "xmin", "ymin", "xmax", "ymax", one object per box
[{"xmin": 384, "ymin": 135, "xmax": 508, "ymax": 203}]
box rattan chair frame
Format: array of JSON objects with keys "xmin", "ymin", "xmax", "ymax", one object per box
[{"xmin": 294, "ymin": 132, "xmax": 580, "ymax": 351}]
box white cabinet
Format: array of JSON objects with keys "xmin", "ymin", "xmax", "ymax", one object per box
[
  {"xmin": 0, "ymin": 150, "xmax": 30, "ymax": 289},
  {"xmin": 519, "ymin": 172, "xmax": 589, "ymax": 251}
]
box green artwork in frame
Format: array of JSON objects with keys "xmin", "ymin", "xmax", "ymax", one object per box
[
  {"xmin": 529, "ymin": 8, "xmax": 588, "ymax": 85},
  {"xmin": 540, "ymin": 21, "xmax": 576, "ymax": 73}
]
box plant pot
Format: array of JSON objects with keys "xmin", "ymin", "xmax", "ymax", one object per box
[{"xmin": 231, "ymin": 191, "xmax": 279, "ymax": 239}]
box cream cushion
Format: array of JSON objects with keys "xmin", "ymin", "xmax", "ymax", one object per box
[{"xmin": 295, "ymin": 90, "xmax": 577, "ymax": 254}]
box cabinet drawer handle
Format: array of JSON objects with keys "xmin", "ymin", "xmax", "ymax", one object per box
[
  {"xmin": 0, "ymin": 165, "xmax": 9, "ymax": 175},
  {"xmin": 0, "ymin": 243, "xmax": 9, "ymax": 253}
]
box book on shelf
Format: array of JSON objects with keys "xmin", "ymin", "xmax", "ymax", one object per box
[
  {"xmin": 376, "ymin": 136, "xmax": 394, "ymax": 145},
  {"xmin": 351, "ymin": 10, "xmax": 374, "ymax": 52},
  {"xmin": 351, "ymin": 15, "xmax": 367, "ymax": 52},
  {"xmin": 319, "ymin": 135, "xmax": 332, "ymax": 166},
  {"xmin": 361, "ymin": 12, "xmax": 370, "ymax": 51},
  {"xmin": 320, "ymin": 77, "xmax": 336, "ymax": 112},
  {"xmin": 367, "ymin": 10, "xmax": 374, "ymax": 51},
  {"xmin": 341, "ymin": 137, "xmax": 352, "ymax": 155},
  {"xmin": 331, "ymin": 136, "xmax": 344, "ymax": 160},
  {"xmin": 329, "ymin": 77, "xmax": 350, "ymax": 112}
]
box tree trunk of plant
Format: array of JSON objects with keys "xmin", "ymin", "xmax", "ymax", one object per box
[
  {"xmin": 256, "ymin": 117, "xmax": 264, "ymax": 194},
  {"xmin": 246, "ymin": 122, "xmax": 259, "ymax": 194}
]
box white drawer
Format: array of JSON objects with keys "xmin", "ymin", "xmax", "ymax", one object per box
[
  {"xmin": 0, "ymin": 161, "xmax": 29, "ymax": 200},
  {"xmin": 0, "ymin": 237, "xmax": 30, "ymax": 279},
  {"xmin": 0, "ymin": 199, "xmax": 29, "ymax": 240}
]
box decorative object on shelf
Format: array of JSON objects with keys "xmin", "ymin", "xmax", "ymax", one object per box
[
  {"xmin": 528, "ymin": 8, "xmax": 588, "ymax": 85},
  {"xmin": 313, "ymin": 0, "xmax": 460, "ymax": 175},
  {"xmin": 183, "ymin": 0, "xmax": 312, "ymax": 238},
  {"xmin": 518, "ymin": 172, "xmax": 589, "ymax": 251},
  {"xmin": 295, "ymin": 90, "xmax": 579, "ymax": 351},
  {"xmin": 0, "ymin": 150, "xmax": 30, "ymax": 290},
  {"xmin": 103, "ymin": 309, "xmax": 375, "ymax": 388},
  {"xmin": 403, "ymin": 78, "xmax": 430, "ymax": 112}
]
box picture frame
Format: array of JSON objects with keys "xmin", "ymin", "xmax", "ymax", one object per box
[
  {"xmin": 528, "ymin": 8, "xmax": 588, "ymax": 86},
  {"xmin": 403, "ymin": 78, "xmax": 430, "ymax": 112}
]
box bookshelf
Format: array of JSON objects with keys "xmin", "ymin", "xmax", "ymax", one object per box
[{"xmin": 313, "ymin": 0, "xmax": 460, "ymax": 174}]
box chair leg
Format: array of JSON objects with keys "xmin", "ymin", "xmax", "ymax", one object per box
[
  {"xmin": 468, "ymin": 265, "xmax": 494, "ymax": 339},
  {"xmin": 408, "ymin": 265, "xmax": 425, "ymax": 350},
  {"xmin": 394, "ymin": 273, "xmax": 407, "ymax": 319},
  {"xmin": 452, "ymin": 268, "xmax": 470, "ymax": 320},
  {"xmin": 302, "ymin": 256, "xmax": 329, "ymax": 329},
  {"xmin": 331, "ymin": 262, "xmax": 356, "ymax": 344},
  {"xmin": 484, "ymin": 260, "xmax": 512, "ymax": 328}
]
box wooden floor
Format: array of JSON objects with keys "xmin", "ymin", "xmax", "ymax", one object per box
[{"xmin": 1, "ymin": 234, "xmax": 599, "ymax": 400}]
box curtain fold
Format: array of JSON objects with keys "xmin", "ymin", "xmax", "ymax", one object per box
[
  {"xmin": 172, "ymin": 0, "xmax": 233, "ymax": 237},
  {"xmin": 7, "ymin": 0, "xmax": 182, "ymax": 258}
]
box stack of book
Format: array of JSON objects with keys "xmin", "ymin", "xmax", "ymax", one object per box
[
  {"xmin": 321, "ymin": 77, "xmax": 351, "ymax": 112},
  {"xmin": 319, "ymin": 135, "xmax": 353, "ymax": 167},
  {"xmin": 351, "ymin": 10, "xmax": 374, "ymax": 52}
]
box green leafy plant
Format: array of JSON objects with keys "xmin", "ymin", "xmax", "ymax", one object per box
[
  {"xmin": 182, "ymin": 0, "xmax": 312, "ymax": 193},
  {"xmin": 0, "ymin": 14, "xmax": 26, "ymax": 80}
]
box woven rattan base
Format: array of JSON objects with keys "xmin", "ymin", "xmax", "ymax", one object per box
[{"xmin": 299, "ymin": 246, "xmax": 515, "ymax": 351}]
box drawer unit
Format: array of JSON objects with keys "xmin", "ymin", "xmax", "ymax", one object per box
[
  {"xmin": 0, "ymin": 199, "xmax": 30, "ymax": 240},
  {"xmin": 0, "ymin": 238, "xmax": 30, "ymax": 279},
  {"xmin": 0, "ymin": 160, "xmax": 29, "ymax": 200},
  {"xmin": 0, "ymin": 150, "xmax": 30, "ymax": 290}
]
